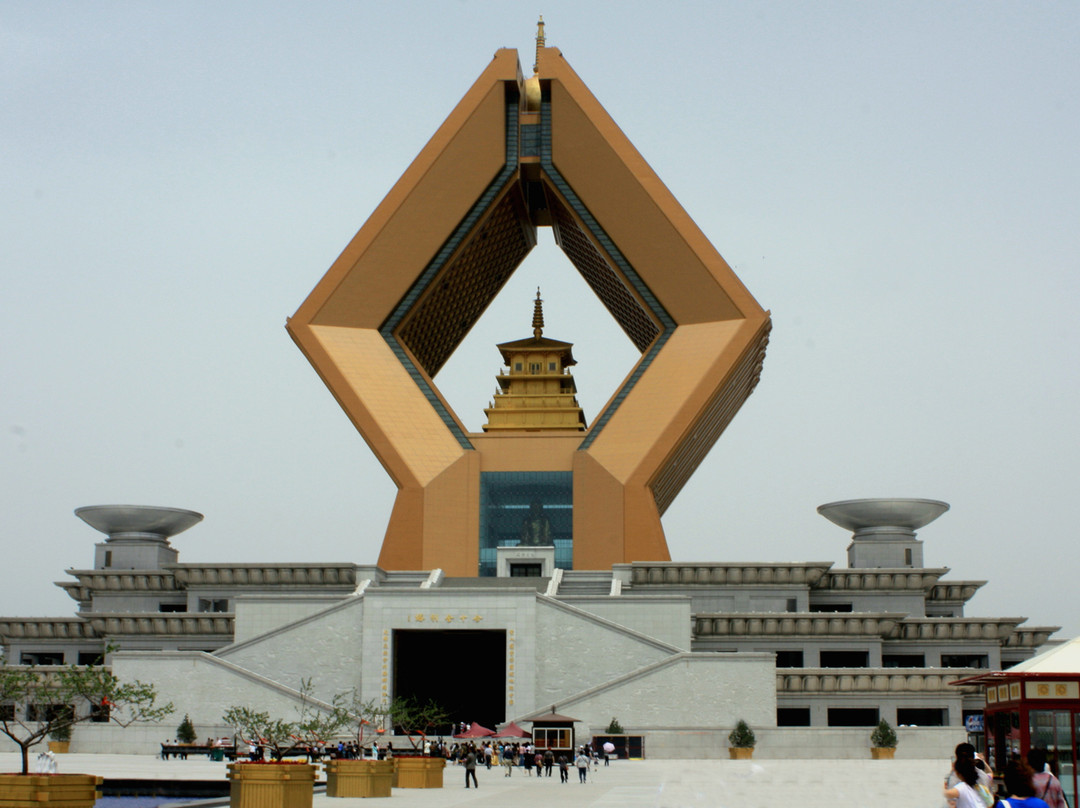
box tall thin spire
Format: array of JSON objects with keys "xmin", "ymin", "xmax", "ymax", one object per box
[
  {"xmin": 532, "ymin": 288, "xmax": 544, "ymax": 339},
  {"xmin": 533, "ymin": 15, "xmax": 545, "ymax": 75}
]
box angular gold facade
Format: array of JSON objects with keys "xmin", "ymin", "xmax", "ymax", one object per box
[{"xmin": 288, "ymin": 38, "xmax": 770, "ymax": 576}]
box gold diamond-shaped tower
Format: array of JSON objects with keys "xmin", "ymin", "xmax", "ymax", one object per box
[{"xmin": 288, "ymin": 28, "xmax": 771, "ymax": 576}]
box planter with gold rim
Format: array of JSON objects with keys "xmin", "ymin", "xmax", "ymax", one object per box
[
  {"xmin": 226, "ymin": 762, "xmax": 318, "ymax": 808},
  {"xmin": 0, "ymin": 773, "xmax": 102, "ymax": 808},
  {"xmin": 393, "ymin": 756, "xmax": 445, "ymax": 789},
  {"xmin": 325, "ymin": 758, "xmax": 392, "ymax": 798}
]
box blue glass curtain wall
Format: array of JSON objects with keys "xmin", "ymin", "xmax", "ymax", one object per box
[{"xmin": 478, "ymin": 471, "xmax": 572, "ymax": 576}]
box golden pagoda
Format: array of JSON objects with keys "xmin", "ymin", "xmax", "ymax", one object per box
[{"xmin": 483, "ymin": 290, "xmax": 587, "ymax": 432}]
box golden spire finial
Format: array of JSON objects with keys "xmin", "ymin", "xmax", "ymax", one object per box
[
  {"xmin": 532, "ymin": 287, "xmax": 544, "ymax": 339},
  {"xmin": 533, "ymin": 15, "xmax": 545, "ymax": 75}
]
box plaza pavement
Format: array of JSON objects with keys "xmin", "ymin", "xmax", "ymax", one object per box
[{"xmin": 0, "ymin": 752, "xmax": 950, "ymax": 807}]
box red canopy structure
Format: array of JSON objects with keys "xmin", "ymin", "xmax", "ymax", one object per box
[
  {"xmin": 493, "ymin": 721, "xmax": 532, "ymax": 739},
  {"xmin": 453, "ymin": 722, "xmax": 495, "ymax": 739}
]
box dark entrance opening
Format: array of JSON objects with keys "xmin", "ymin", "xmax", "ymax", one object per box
[{"xmin": 393, "ymin": 629, "xmax": 506, "ymax": 732}]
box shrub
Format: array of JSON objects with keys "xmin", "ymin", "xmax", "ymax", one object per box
[
  {"xmin": 728, "ymin": 719, "xmax": 756, "ymax": 748},
  {"xmin": 606, "ymin": 717, "xmax": 624, "ymax": 734},
  {"xmin": 176, "ymin": 713, "xmax": 197, "ymax": 744},
  {"xmin": 870, "ymin": 719, "xmax": 898, "ymax": 749}
]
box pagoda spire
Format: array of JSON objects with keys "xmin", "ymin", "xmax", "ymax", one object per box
[
  {"xmin": 532, "ymin": 288, "xmax": 544, "ymax": 339},
  {"xmin": 533, "ymin": 15, "xmax": 545, "ymax": 75}
]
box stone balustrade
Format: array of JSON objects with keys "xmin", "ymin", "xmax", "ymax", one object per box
[
  {"xmin": 822, "ymin": 569, "xmax": 947, "ymax": 592},
  {"xmin": 694, "ymin": 613, "xmax": 905, "ymax": 638},
  {"xmin": 777, "ymin": 668, "xmax": 982, "ymax": 694},
  {"xmin": 86, "ymin": 614, "xmax": 234, "ymax": 636},
  {"xmin": 926, "ymin": 580, "xmax": 986, "ymax": 603},
  {"xmin": 630, "ymin": 563, "xmax": 832, "ymax": 587},
  {"xmin": 893, "ymin": 618, "xmax": 1025, "ymax": 641},
  {"xmin": 0, "ymin": 618, "xmax": 97, "ymax": 639},
  {"xmin": 1004, "ymin": 626, "xmax": 1060, "ymax": 648},
  {"xmin": 170, "ymin": 564, "xmax": 358, "ymax": 587}
]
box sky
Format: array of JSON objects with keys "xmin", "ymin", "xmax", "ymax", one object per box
[{"xmin": 2, "ymin": 3, "xmax": 1078, "ymax": 642}]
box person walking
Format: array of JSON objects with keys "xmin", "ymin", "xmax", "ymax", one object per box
[
  {"xmin": 1029, "ymin": 749, "xmax": 1069, "ymax": 808},
  {"xmin": 544, "ymin": 748, "xmax": 554, "ymax": 777},
  {"xmin": 464, "ymin": 747, "xmax": 478, "ymax": 789},
  {"xmin": 503, "ymin": 749, "xmax": 515, "ymax": 777},
  {"xmin": 575, "ymin": 749, "xmax": 589, "ymax": 784},
  {"xmin": 558, "ymin": 753, "xmax": 569, "ymax": 783}
]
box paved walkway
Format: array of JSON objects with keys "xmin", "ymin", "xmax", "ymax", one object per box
[{"xmin": 0, "ymin": 753, "xmax": 949, "ymax": 808}]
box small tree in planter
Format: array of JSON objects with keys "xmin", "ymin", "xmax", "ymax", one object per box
[
  {"xmin": 176, "ymin": 713, "xmax": 198, "ymax": 745},
  {"xmin": 870, "ymin": 719, "xmax": 898, "ymax": 759},
  {"xmin": 222, "ymin": 679, "xmax": 352, "ymax": 762},
  {"xmin": 387, "ymin": 696, "xmax": 449, "ymax": 751},
  {"xmin": 728, "ymin": 719, "xmax": 756, "ymax": 759},
  {"xmin": 0, "ymin": 655, "xmax": 174, "ymax": 775}
]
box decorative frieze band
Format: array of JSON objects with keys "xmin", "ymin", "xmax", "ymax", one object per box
[
  {"xmin": 86, "ymin": 614, "xmax": 233, "ymax": 636},
  {"xmin": 694, "ymin": 613, "xmax": 904, "ymax": 638},
  {"xmin": 895, "ymin": 618, "xmax": 1025, "ymax": 641},
  {"xmin": 630, "ymin": 563, "xmax": 832, "ymax": 587},
  {"xmin": 170, "ymin": 565, "xmax": 358, "ymax": 587},
  {"xmin": 1004, "ymin": 627, "xmax": 1060, "ymax": 648},
  {"xmin": 777, "ymin": 668, "xmax": 981, "ymax": 694},
  {"xmin": 926, "ymin": 581, "xmax": 986, "ymax": 603},
  {"xmin": 0, "ymin": 619, "xmax": 97, "ymax": 640},
  {"xmin": 822, "ymin": 569, "xmax": 947, "ymax": 592}
]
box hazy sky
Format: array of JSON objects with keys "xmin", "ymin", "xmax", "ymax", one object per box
[{"xmin": 3, "ymin": 3, "xmax": 1077, "ymax": 642}]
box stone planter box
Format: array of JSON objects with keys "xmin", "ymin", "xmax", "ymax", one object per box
[
  {"xmin": 393, "ymin": 756, "xmax": 445, "ymax": 788},
  {"xmin": 0, "ymin": 773, "xmax": 102, "ymax": 808},
  {"xmin": 871, "ymin": 747, "xmax": 896, "ymax": 760},
  {"xmin": 728, "ymin": 747, "xmax": 754, "ymax": 760},
  {"xmin": 325, "ymin": 759, "xmax": 392, "ymax": 798},
  {"xmin": 226, "ymin": 762, "xmax": 318, "ymax": 808}
]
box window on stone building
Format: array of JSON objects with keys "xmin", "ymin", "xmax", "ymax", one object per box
[
  {"xmin": 775, "ymin": 650, "xmax": 804, "ymax": 668},
  {"xmin": 0, "ymin": 704, "xmax": 14, "ymax": 721},
  {"xmin": 809, "ymin": 603, "xmax": 853, "ymax": 613},
  {"xmin": 883, "ymin": 654, "xmax": 925, "ymax": 668},
  {"xmin": 198, "ymin": 598, "xmax": 229, "ymax": 613},
  {"xmin": 820, "ymin": 650, "xmax": 869, "ymax": 668},
  {"xmin": 786, "ymin": 598, "xmax": 797, "ymax": 612},
  {"xmin": 827, "ymin": 707, "xmax": 879, "ymax": 727},
  {"xmin": 158, "ymin": 603, "xmax": 188, "ymax": 613},
  {"xmin": 509, "ymin": 563, "xmax": 542, "ymax": 577},
  {"xmin": 897, "ymin": 708, "xmax": 946, "ymax": 726},
  {"xmin": 20, "ymin": 652, "xmax": 64, "ymax": 665},
  {"xmin": 77, "ymin": 652, "xmax": 104, "ymax": 666},
  {"xmin": 942, "ymin": 654, "xmax": 989, "ymax": 668},
  {"xmin": 90, "ymin": 702, "xmax": 110, "ymax": 723},
  {"xmin": 777, "ymin": 708, "xmax": 811, "ymax": 726}
]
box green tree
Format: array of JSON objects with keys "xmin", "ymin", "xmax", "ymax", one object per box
[
  {"xmin": 176, "ymin": 713, "xmax": 197, "ymax": 745},
  {"xmin": 387, "ymin": 696, "xmax": 449, "ymax": 749},
  {"xmin": 606, "ymin": 717, "xmax": 624, "ymax": 734},
  {"xmin": 728, "ymin": 719, "xmax": 756, "ymax": 749},
  {"xmin": 223, "ymin": 678, "xmax": 352, "ymax": 761},
  {"xmin": 0, "ymin": 656, "xmax": 174, "ymax": 774},
  {"xmin": 870, "ymin": 718, "xmax": 898, "ymax": 749}
]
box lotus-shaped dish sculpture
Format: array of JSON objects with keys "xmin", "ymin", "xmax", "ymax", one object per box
[
  {"xmin": 75, "ymin": 505, "xmax": 204, "ymax": 540},
  {"xmin": 817, "ymin": 499, "xmax": 949, "ymax": 537}
]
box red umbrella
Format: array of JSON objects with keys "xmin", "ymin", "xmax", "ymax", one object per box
[
  {"xmin": 453, "ymin": 722, "xmax": 496, "ymax": 738},
  {"xmin": 492, "ymin": 721, "xmax": 532, "ymax": 739}
]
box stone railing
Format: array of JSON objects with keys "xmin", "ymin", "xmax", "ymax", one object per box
[
  {"xmin": 630, "ymin": 563, "xmax": 833, "ymax": 588},
  {"xmin": 85, "ymin": 614, "xmax": 234, "ymax": 636},
  {"xmin": 926, "ymin": 580, "xmax": 986, "ymax": 604},
  {"xmin": 0, "ymin": 618, "xmax": 98, "ymax": 640},
  {"xmin": 59, "ymin": 570, "xmax": 179, "ymax": 596},
  {"xmin": 777, "ymin": 668, "xmax": 982, "ymax": 695},
  {"xmin": 1003, "ymin": 626, "xmax": 1060, "ymax": 648},
  {"xmin": 891, "ymin": 617, "xmax": 1025, "ymax": 641},
  {"xmin": 169, "ymin": 564, "xmax": 358, "ymax": 588},
  {"xmin": 821, "ymin": 569, "xmax": 947, "ymax": 592},
  {"xmin": 694, "ymin": 613, "xmax": 905, "ymax": 639}
]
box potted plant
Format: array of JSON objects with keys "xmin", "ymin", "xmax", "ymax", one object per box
[
  {"xmin": 323, "ymin": 693, "xmax": 393, "ymax": 798},
  {"xmin": 728, "ymin": 719, "xmax": 756, "ymax": 760},
  {"xmin": 387, "ymin": 696, "xmax": 449, "ymax": 789},
  {"xmin": 0, "ymin": 652, "xmax": 173, "ymax": 805},
  {"xmin": 176, "ymin": 713, "xmax": 198, "ymax": 746},
  {"xmin": 870, "ymin": 719, "xmax": 897, "ymax": 759},
  {"xmin": 47, "ymin": 715, "xmax": 72, "ymax": 754},
  {"xmin": 223, "ymin": 679, "xmax": 352, "ymax": 808}
]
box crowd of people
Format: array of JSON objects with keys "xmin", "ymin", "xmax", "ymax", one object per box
[
  {"xmin": 446, "ymin": 740, "xmax": 605, "ymax": 788},
  {"xmin": 944, "ymin": 743, "xmax": 1070, "ymax": 808}
]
